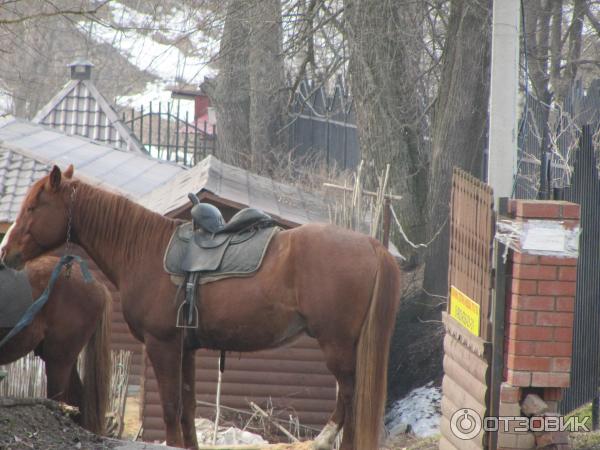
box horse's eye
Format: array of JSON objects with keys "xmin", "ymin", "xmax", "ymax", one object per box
[{"xmin": 26, "ymin": 206, "xmax": 35, "ymax": 213}]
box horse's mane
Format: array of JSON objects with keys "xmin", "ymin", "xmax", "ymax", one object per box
[{"xmin": 69, "ymin": 181, "xmax": 175, "ymax": 263}]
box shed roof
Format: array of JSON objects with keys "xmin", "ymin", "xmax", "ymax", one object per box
[
  {"xmin": 32, "ymin": 75, "xmax": 145, "ymax": 154},
  {"xmin": 0, "ymin": 118, "xmax": 185, "ymax": 223},
  {"xmin": 138, "ymin": 155, "xmax": 329, "ymax": 226}
]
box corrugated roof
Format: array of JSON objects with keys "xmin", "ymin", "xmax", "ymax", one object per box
[
  {"xmin": 138, "ymin": 155, "xmax": 329, "ymax": 225},
  {"xmin": 32, "ymin": 79, "xmax": 145, "ymax": 154},
  {"xmin": 0, "ymin": 118, "xmax": 185, "ymax": 223}
]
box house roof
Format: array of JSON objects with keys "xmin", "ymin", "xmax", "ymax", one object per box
[
  {"xmin": 138, "ymin": 155, "xmax": 329, "ymax": 226},
  {"xmin": 0, "ymin": 149, "xmax": 49, "ymax": 223},
  {"xmin": 0, "ymin": 118, "xmax": 185, "ymax": 223},
  {"xmin": 32, "ymin": 76, "xmax": 145, "ymax": 154}
]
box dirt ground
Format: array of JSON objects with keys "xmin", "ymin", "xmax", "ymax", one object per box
[
  {"xmin": 0, "ymin": 395, "xmax": 442, "ymax": 449},
  {"xmin": 387, "ymin": 279, "xmax": 445, "ymax": 402},
  {"xmin": 0, "ymin": 398, "xmax": 114, "ymax": 449},
  {"xmin": 121, "ymin": 395, "xmax": 141, "ymax": 441},
  {"xmin": 0, "ymin": 267, "xmax": 445, "ymax": 450}
]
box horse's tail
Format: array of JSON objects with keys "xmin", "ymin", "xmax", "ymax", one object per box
[
  {"xmin": 81, "ymin": 283, "xmax": 112, "ymax": 435},
  {"xmin": 354, "ymin": 244, "xmax": 402, "ymax": 450}
]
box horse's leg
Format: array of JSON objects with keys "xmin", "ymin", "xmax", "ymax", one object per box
[
  {"xmin": 145, "ymin": 335, "xmax": 184, "ymax": 447},
  {"xmin": 45, "ymin": 360, "xmax": 74, "ymax": 403},
  {"xmin": 181, "ymin": 349, "xmax": 198, "ymax": 449},
  {"xmin": 313, "ymin": 344, "xmax": 356, "ymax": 450},
  {"xmin": 67, "ymin": 366, "xmax": 84, "ymax": 409}
]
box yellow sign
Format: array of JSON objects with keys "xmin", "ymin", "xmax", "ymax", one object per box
[{"xmin": 450, "ymin": 286, "xmax": 480, "ymax": 336}]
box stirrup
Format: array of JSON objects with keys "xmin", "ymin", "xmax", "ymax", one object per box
[{"xmin": 176, "ymin": 302, "xmax": 198, "ymax": 328}]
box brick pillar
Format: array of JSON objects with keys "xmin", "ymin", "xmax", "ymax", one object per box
[{"xmin": 497, "ymin": 200, "xmax": 579, "ymax": 450}]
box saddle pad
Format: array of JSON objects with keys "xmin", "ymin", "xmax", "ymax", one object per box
[
  {"xmin": 0, "ymin": 267, "xmax": 33, "ymax": 328},
  {"xmin": 164, "ymin": 222, "xmax": 279, "ymax": 279}
]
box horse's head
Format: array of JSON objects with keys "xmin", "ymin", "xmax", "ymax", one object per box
[{"xmin": 1, "ymin": 165, "xmax": 74, "ymax": 269}]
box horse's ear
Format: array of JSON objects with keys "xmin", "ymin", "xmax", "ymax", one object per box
[
  {"xmin": 47, "ymin": 165, "xmax": 62, "ymax": 191},
  {"xmin": 63, "ymin": 164, "xmax": 74, "ymax": 179}
]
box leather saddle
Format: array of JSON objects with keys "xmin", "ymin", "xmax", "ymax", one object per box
[{"xmin": 163, "ymin": 194, "xmax": 279, "ymax": 328}]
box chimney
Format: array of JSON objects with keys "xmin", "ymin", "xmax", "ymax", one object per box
[{"xmin": 68, "ymin": 59, "xmax": 93, "ymax": 80}]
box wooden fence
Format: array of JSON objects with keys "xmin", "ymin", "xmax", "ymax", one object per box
[
  {"xmin": 440, "ymin": 168, "xmax": 495, "ymax": 450},
  {"xmin": 448, "ymin": 168, "xmax": 495, "ymax": 341}
]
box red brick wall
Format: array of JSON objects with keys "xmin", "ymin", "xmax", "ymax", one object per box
[
  {"xmin": 497, "ymin": 200, "xmax": 579, "ymax": 450},
  {"xmin": 504, "ymin": 200, "xmax": 579, "ymax": 389}
]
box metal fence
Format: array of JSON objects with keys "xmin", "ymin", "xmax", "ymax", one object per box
[
  {"xmin": 123, "ymin": 102, "xmax": 216, "ymax": 167},
  {"xmin": 559, "ymin": 125, "xmax": 600, "ymax": 414},
  {"xmin": 287, "ymin": 80, "xmax": 360, "ymax": 170},
  {"xmin": 125, "ymin": 81, "xmax": 360, "ymax": 171},
  {"xmin": 514, "ymin": 83, "xmax": 600, "ymax": 413}
]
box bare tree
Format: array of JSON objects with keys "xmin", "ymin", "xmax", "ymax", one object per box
[
  {"xmin": 203, "ymin": 0, "xmax": 252, "ymax": 166},
  {"xmin": 343, "ymin": 0, "xmax": 431, "ymax": 260},
  {"xmin": 248, "ymin": 0, "xmax": 288, "ymax": 172},
  {"xmin": 0, "ymin": 0, "xmax": 154, "ymax": 118},
  {"xmin": 423, "ymin": 0, "xmax": 492, "ymax": 298},
  {"xmin": 204, "ymin": 0, "xmax": 288, "ymax": 172}
]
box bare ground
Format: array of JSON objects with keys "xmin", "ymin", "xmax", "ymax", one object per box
[
  {"xmin": 387, "ymin": 284, "xmax": 445, "ymax": 402},
  {"xmin": 0, "ymin": 398, "xmax": 113, "ymax": 449}
]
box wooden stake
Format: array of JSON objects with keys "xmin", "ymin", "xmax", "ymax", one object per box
[{"xmin": 323, "ymin": 183, "xmax": 402, "ymax": 201}]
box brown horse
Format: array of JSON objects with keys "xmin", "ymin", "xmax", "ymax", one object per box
[
  {"xmin": 1, "ymin": 165, "xmax": 402, "ymax": 450},
  {"xmin": 0, "ymin": 253, "xmax": 111, "ymax": 434}
]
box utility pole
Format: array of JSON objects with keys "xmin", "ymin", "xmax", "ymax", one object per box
[
  {"xmin": 487, "ymin": 0, "xmax": 521, "ymax": 206},
  {"xmin": 488, "ymin": 2, "xmax": 521, "ymax": 450}
]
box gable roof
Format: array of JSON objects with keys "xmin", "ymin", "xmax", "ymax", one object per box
[
  {"xmin": 32, "ymin": 78, "xmax": 145, "ymax": 154},
  {"xmin": 138, "ymin": 155, "xmax": 329, "ymax": 226},
  {"xmin": 0, "ymin": 118, "xmax": 185, "ymax": 223}
]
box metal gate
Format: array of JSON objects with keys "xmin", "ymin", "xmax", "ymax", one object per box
[
  {"xmin": 558, "ymin": 125, "xmax": 600, "ymax": 413},
  {"xmin": 515, "ymin": 84, "xmax": 600, "ymax": 415}
]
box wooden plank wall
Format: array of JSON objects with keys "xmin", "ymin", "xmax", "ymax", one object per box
[
  {"xmin": 142, "ymin": 335, "xmax": 337, "ymax": 442},
  {"xmin": 109, "ymin": 291, "xmax": 143, "ymax": 386},
  {"xmin": 439, "ymin": 314, "xmax": 491, "ymax": 450}
]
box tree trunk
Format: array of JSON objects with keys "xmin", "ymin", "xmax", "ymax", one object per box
[
  {"xmin": 344, "ymin": 0, "xmax": 428, "ymax": 260},
  {"xmin": 423, "ymin": 0, "xmax": 492, "ymax": 299},
  {"xmin": 247, "ymin": 0, "xmax": 287, "ymax": 173},
  {"xmin": 207, "ymin": 0, "xmax": 252, "ymax": 167}
]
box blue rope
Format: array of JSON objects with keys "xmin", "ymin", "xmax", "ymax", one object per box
[{"xmin": 0, "ymin": 254, "xmax": 93, "ymax": 350}]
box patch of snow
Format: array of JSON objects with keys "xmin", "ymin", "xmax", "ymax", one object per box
[
  {"xmin": 385, "ymin": 382, "xmax": 441, "ymax": 438},
  {"xmin": 194, "ymin": 418, "xmax": 268, "ymax": 446},
  {"xmin": 0, "ymin": 88, "xmax": 13, "ymax": 116},
  {"xmin": 79, "ymin": 3, "xmax": 216, "ymax": 85},
  {"xmin": 116, "ymin": 80, "xmax": 195, "ymax": 119}
]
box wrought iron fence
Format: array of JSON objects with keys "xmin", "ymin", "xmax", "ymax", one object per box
[
  {"xmin": 287, "ymin": 80, "xmax": 360, "ymax": 170},
  {"xmin": 122, "ymin": 101, "xmax": 216, "ymax": 167},
  {"xmin": 515, "ymin": 82, "xmax": 600, "ymax": 414}
]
